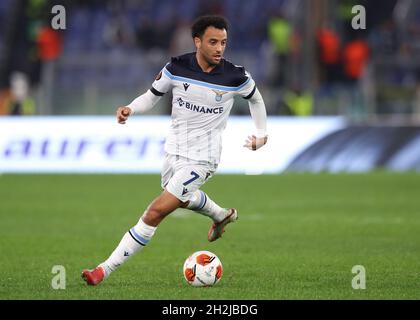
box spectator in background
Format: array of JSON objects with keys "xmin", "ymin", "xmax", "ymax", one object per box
[
  {"xmin": 0, "ymin": 0, "xmax": 58, "ymax": 116},
  {"xmin": 284, "ymin": 85, "xmax": 314, "ymax": 116},
  {"xmin": 317, "ymin": 25, "xmax": 342, "ymax": 85},
  {"xmin": 36, "ymin": 22, "xmax": 63, "ymax": 114},
  {"xmin": 342, "ymin": 36, "xmax": 369, "ymax": 82},
  {"xmin": 267, "ymin": 12, "xmax": 292, "ymax": 87},
  {"xmin": 36, "ymin": 24, "xmax": 63, "ymax": 60},
  {"xmin": 0, "ymin": 71, "xmax": 36, "ymax": 115},
  {"xmin": 342, "ymin": 35, "xmax": 370, "ymax": 118}
]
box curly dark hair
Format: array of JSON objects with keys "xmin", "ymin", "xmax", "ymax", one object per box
[{"xmin": 191, "ymin": 15, "xmax": 229, "ymax": 39}]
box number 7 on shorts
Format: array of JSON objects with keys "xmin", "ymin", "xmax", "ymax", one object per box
[{"xmin": 183, "ymin": 171, "xmax": 200, "ymax": 186}]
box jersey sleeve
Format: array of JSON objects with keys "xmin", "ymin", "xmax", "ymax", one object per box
[
  {"xmin": 237, "ymin": 70, "xmax": 257, "ymax": 100},
  {"xmin": 150, "ymin": 64, "xmax": 173, "ymax": 96}
]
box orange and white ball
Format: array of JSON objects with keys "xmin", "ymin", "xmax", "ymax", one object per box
[{"xmin": 183, "ymin": 250, "xmax": 223, "ymax": 287}]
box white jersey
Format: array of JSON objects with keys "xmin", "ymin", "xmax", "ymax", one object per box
[{"xmin": 150, "ymin": 52, "xmax": 256, "ymax": 167}]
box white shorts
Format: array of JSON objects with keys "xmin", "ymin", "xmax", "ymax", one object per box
[{"xmin": 161, "ymin": 153, "xmax": 217, "ymax": 202}]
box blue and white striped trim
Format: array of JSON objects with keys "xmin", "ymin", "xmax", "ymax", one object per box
[
  {"xmin": 197, "ymin": 191, "xmax": 207, "ymax": 210},
  {"xmin": 163, "ymin": 68, "xmax": 251, "ymax": 92},
  {"xmin": 129, "ymin": 228, "xmax": 149, "ymax": 246}
]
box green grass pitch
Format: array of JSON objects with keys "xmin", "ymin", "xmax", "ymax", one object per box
[{"xmin": 0, "ymin": 172, "xmax": 419, "ymax": 299}]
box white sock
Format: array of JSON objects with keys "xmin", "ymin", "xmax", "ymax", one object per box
[
  {"xmin": 100, "ymin": 217, "xmax": 156, "ymax": 277},
  {"xmin": 186, "ymin": 190, "xmax": 228, "ymax": 222}
]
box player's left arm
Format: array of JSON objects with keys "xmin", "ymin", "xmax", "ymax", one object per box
[
  {"xmin": 244, "ymin": 87, "xmax": 268, "ymax": 151},
  {"xmin": 238, "ymin": 71, "xmax": 268, "ymax": 151}
]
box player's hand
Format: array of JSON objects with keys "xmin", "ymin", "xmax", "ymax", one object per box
[
  {"xmin": 116, "ymin": 106, "xmax": 132, "ymax": 124},
  {"xmin": 243, "ymin": 135, "xmax": 268, "ymax": 151}
]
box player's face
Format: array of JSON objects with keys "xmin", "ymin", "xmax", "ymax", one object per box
[{"xmin": 195, "ymin": 26, "xmax": 227, "ymax": 66}]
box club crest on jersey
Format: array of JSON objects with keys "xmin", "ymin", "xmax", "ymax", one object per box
[{"xmin": 212, "ymin": 89, "xmax": 228, "ymax": 102}]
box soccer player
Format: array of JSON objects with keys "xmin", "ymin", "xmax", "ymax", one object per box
[{"xmin": 82, "ymin": 15, "xmax": 268, "ymax": 285}]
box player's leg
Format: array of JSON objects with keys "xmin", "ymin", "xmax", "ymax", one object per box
[
  {"xmin": 185, "ymin": 189, "xmax": 238, "ymax": 242},
  {"xmin": 82, "ymin": 190, "xmax": 183, "ymax": 285},
  {"xmin": 169, "ymin": 166, "xmax": 238, "ymax": 242},
  {"xmin": 185, "ymin": 189, "xmax": 227, "ymax": 222}
]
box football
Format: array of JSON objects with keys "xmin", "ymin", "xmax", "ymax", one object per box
[{"xmin": 183, "ymin": 250, "xmax": 223, "ymax": 287}]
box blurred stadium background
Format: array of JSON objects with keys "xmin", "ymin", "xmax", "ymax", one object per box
[
  {"xmin": 1, "ymin": 0, "xmax": 420, "ymax": 300},
  {"xmin": 1, "ymin": 0, "xmax": 419, "ymax": 116},
  {"xmin": 0, "ymin": 0, "xmax": 420, "ymax": 173}
]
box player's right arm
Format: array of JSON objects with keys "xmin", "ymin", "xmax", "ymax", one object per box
[
  {"xmin": 116, "ymin": 90, "xmax": 161, "ymax": 124},
  {"xmin": 116, "ymin": 66, "xmax": 173, "ymax": 124}
]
